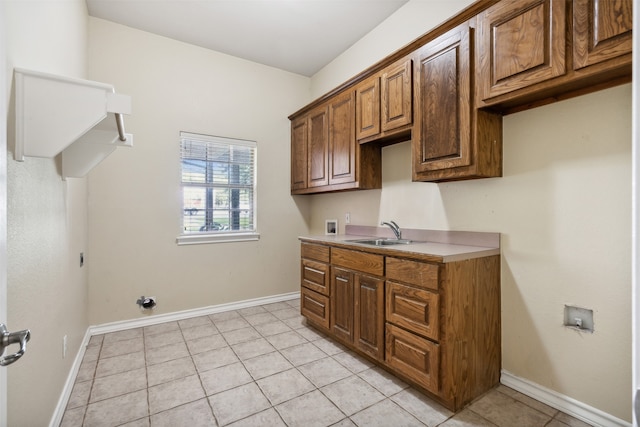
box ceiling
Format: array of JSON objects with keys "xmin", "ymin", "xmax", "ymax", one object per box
[{"xmin": 86, "ymin": 0, "xmax": 409, "ymax": 77}]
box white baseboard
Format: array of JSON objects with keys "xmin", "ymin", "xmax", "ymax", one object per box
[
  {"xmin": 90, "ymin": 291, "xmax": 299, "ymax": 335},
  {"xmin": 49, "ymin": 291, "xmax": 300, "ymax": 427},
  {"xmin": 501, "ymin": 370, "xmax": 631, "ymax": 427},
  {"xmin": 49, "ymin": 328, "xmax": 92, "ymax": 427}
]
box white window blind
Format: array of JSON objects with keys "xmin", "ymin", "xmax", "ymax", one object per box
[{"xmin": 178, "ymin": 132, "xmax": 258, "ymax": 245}]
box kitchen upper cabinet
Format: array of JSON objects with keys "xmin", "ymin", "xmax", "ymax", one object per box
[
  {"xmin": 413, "ymin": 21, "xmax": 502, "ymax": 182},
  {"xmin": 573, "ymin": 0, "xmax": 633, "ymax": 70},
  {"xmin": 290, "ymin": 117, "xmax": 308, "ymax": 191},
  {"xmin": 476, "ymin": 0, "xmax": 631, "ymax": 110},
  {"xmin": 355, "ymin": 57, "xmax": 413, "ymax": 143},
  {"xmin": 308, "ymin": 106, "xmax": 330, "ymax": 188},
  {"xmin": 355, "ymin": 75, "xmax": 380, "ymax": 140},
  {"xmin": 381, "ymin": 57, "xmax": 413, "ymax": 133},
  {"xmin": 328, "ymin": 91, "xmax": 357, "ymax": 185},
  {"xmin": 291, "ymin": 0, "xmax": 631, "ymax": 189},
  {"xmin": 290, "ymin": 91, "xmax": 382, "ymax": 194},
  {"xmin": 477, "ymin": 0, "xmax": 567, "ymax": 101},
  {"xmin": 290, "ymin": 104, "xmax": 329, "ymax": 192}
]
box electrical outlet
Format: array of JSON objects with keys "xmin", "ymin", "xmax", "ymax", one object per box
[
  {"xmin": 345, "ymin": 212, "xmax": 351, "ymax": 224},
  {"xmin": 63, "ymin": 335, "xmax": 67, "ymax": 358}
]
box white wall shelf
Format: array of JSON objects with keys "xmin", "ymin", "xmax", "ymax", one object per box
[{"xmin": 14, "ymin": 68, "xmax": 133, "ymax": 179}]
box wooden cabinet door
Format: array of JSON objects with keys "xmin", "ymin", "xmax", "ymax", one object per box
[
  {"xmin": 356, "ymin": 76, "xmax": 380, "ymax": 140},
  {"xmin": 331, "ymin": 267, "xmax": 354, "ymax": 343},
  {"xmin": 413, "ymin": 22, "xmax": 472, "ymax": 176},
  {"xmin": 290, "ymin": 116, "xmax": 308, "ymax": 191},
  {"xmin": 477, "ymin": 0, "xmax": 567, "ymax": 100},
  {"xmin": 328, "ymin": 91, "xmax": 357, "ymax": 185},
  {"xmin": 354, "ymin": 274, "xmax": 384, "ymax": 360},
  {"xmin": 381, "ymin": 58, "xmax": 412, "ymax": 132},
  {"xmin": 386, "ymin": 281, "xmax": 439, "ymax": 341},
  {"xmin": 386, "ymin": 323, "xmax": 439, "ymax": 393},
  {"xmin": 308, "ymin": 105, "xmax": 329, "ymax": 188},
  {"xmin": 573, "ymin": 0, "xmax": 633, "ymax": 70}
]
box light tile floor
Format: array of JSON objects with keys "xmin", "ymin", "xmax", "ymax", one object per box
[{"xmin": 60, "ymin": 299, "xmax": 593, "ymax": 427}]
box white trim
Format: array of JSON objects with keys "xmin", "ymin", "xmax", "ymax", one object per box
[
  {"xmin": 631, "ymin": 0, "xmax": 639, "ymax": 422},
  {"xmin": 48, "ymin": 328, "xmax": 92, "ymax": 427},
  {"xmin": 501, "ymin": 370, "xmax": 631, "ymax": 427},
  {"xmin": 90, "ymin": 291, "xmax": 298, "ymax": 335},
  {"xmin": 176, "ymin": 231, "xmax": 260, "ymax": 246},
  {"xmin": 0, "ymin": 3, "xmax": 7, "ymax": 425},
  {"xmin": 49, "ymin": 291, "xmax": 300, "ymax": 424}
]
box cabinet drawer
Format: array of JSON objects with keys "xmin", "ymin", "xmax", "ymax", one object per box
[
  {"xmin": 301, "ymin": 243, "xmax": 330, "ymax": 263},
  {"xmin": 302, "ymin": 259, "xmax": 330, "ymax": 296},
  {"xmin": 385, "ymin": 323, "xmax": 439, "ymax": 393},
  {"xmin": 331, "ymin": 247, "xmax": 383, "ymax": 276},
  {"xmin": 386, "ymin": 282, "xmax": 439, "ymax": 341},
  {"xmin": 386, "ymin": 258, "xmax": 438, "ymax": 291},
  {"xmin": 301, "ymin": 287, "xmax": 330, "ymax": 330}
]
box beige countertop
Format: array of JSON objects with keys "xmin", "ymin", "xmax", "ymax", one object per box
[{"xmin": 299, "ymin": 225, "xmax": 500, "ymax": 263}]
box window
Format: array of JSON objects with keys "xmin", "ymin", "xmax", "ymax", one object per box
[{"xmin": 177, "ymin": 132, "xmax": 258, "ymax": 245}]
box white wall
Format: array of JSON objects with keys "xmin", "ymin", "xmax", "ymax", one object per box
[
  {"xmin": 308, "ymin": 0, "xmax": 632, "ymax": 422},
  {"xmin": 311, "ymin": 0, "xmax": 476, "ymax": 98},
  {"xmin": 3, "ymin": 1, "xmax": 89, "ymax": 426},
  {"xmin": 86, "ymin": 18, "xmax": 311, "ymax": 325}
]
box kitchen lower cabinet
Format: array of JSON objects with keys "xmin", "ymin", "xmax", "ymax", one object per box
[
  {"xmin": 301, "ymin": 287, "xmax": 330, "ymax": 330},
  {"xmin": 299, "ymin": 239, "xmax": 501, "ymax": 412},
  {"xmin": 385, "ymin": 323, "xmax": 439, "ymax": 393},
  {"xmin": 300, "ymin": 243, "xmax": 331, "ymax": 330},
  {"xmin": 330, "ymin": 267, "xmax": 354, "ymax": 343},
  {"xmin": 386, "ymin": 281, "xmax": 439, "ymax": 341},
  {"xmin": 330, "ymin": 248, "xmax": 385, "ymax": 361},
  {"xmin": 354, "ymin": 273, "xmax": 385, "ymax": 360}
]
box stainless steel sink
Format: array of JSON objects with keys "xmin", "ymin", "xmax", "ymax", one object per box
[{"xmin": 347, "ymin": 238, "xmax": 412, "ymax": 246}]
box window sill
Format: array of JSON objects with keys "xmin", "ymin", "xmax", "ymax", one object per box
[{"xmin": 176, "ymin": 232, "xmax": 260, "ymax": 246}]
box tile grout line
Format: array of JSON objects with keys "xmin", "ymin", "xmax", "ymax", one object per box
[
  {"xmin": 80, "ymin": 338, "xmax": 102, "ymax": 427},
  {"xmin": 66, "ymin": 302, "xmax": 586, "ymax": 427},
  {"xmin": 182, "ymin": 317, "xmax": 222, "ymax": 426},
  {"xmin": 233, "ymin": 306, "xmax": 296, "ymax": 426},
  {"xmin": 143, "ymin": 322, "xmax": 152, "ymax": 425}
]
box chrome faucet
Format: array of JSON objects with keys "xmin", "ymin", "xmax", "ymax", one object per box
[{"xmin": 381, "ymin": 221, "xmax": 402, "ymax": 240}]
